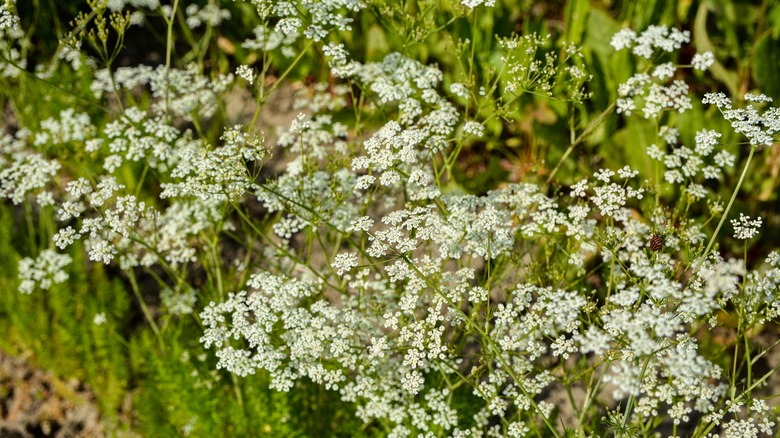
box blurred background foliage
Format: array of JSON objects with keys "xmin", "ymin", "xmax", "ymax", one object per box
[{"xmin": 1, "ymin": 0, "xmax": 779, "ymax": 435}]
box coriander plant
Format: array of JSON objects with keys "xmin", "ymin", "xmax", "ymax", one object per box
[{"xmin": 1, "ymin": 0, "xmax": 779, "ymax": 436}]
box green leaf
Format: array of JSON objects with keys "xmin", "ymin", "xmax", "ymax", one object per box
[
  {"xmin": 584, "ymin": 9, "xmax": 621, "ymax": 66},
  {"xmin": 564, "ymin": 0, "xmax": 591, "ymax": 45},
  {"xmin": 610, "ymin": 118, "xmax": 656, "ymax": 182},
  {"xmin": 752, "ymin": 34, "xmax": 780, "ymax": 101},
  {"xmin": 769, "ymin": 3, "xmax": 780, "ymax": 39},
  {"xmin": 694, "ymin": 2, "xmax": 739, "ymax": 97}
]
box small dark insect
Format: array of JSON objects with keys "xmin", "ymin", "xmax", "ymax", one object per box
[{"xmin": 649, "ymin": 234, "xmax": 664, "ymax": 251}]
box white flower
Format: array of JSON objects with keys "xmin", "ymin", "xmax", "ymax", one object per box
[
  {"xmin": 89, "ymin": 240, "xmax": 118, "ymax": 264},
  {"xmin": 694, "ymin": 129, "xmax": 721, "ymax": 156},
  {"xmin": 463, "ymin": 121, "xmax": 484, "ymax": 137},
  {"xmin": 460, "ymin": 0, "xmax": 496, "ymax": 8},
  {"xmin": 348, "ymin": 216, "xmax": 374, "ymax": 232},
  {"xmin": 93, "ymin": 312, "xmax": 107, "ymax": 325},
  {"xmin": 616, "ymin": 97, "xmax": 636, "ymax": 115},
  {"xmin": 652, "ymin": 62, "xmax": 675, "ymax": 80},
  {"xmin": 450, "ymin": 82, "xmax": 469, "ymax": 98},
  {"xmin": 731, "ymin": 213, "xmax": 762, "ymax": 240},
  {"xmin": 745, "ymin": 93, "xmax": 773, "ymax": 103},
  {"xmin": 594, "ymin": 168, "xmax": 615, "ymax": 182},
  {"xmin": 611, "ymin": 28, "xmax": 636, "ymax": 51},
  {"xmin": 17, "ymin": 249, "xmax": 72, "ymax": 294},
  {"xmin": 714, "ymin": 150, "xmax": 735, "ymax": 168},
  {"xmin": 0, "ymin": 3, "xmax": 19, "ymax": 31},
  {"xmin": 401, "ymin": 370, "xmax": 424, "ymax": 394},
  {"xmin": 53, "ymin": 226, "xmax": 79, "ymax": 249},
  {"xmin": 332, "ymin": 252, "xmax": 358, "ymax": 276},
  {"xmin": 235, "ymin": 65, "xmax": 255, "ymax": 85},
  {"xmin": 570, "ymin": 179, "xmax": 588, "ymax": 197},
  {"xmin": 468, "ymin": 286, "xmax": 488, "ymax": 302},
  {"xmin": 0, "ymin": 152, "xmax": 61, "ymax": 205},
  {"xmin": 323, "ymin": 42, "xmax": 348, "ymax": 65},
  {"xmin": 617, "ymin": 165, "xmax": 639, "ymax": 179},
  {"xmin": 702, "ymin": 92, "xmax": 732, "ymax": 109},
  {"xmin": 691, "ymin": 51, "xmax": 714, "ymax": 71},
  {"xmin": 660, "ymin": 126, "xmax": 679, "ymax": 144}
]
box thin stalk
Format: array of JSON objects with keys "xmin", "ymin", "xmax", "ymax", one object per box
[
  {"xmin": 546, "ymin": 102, "xmax": 616, "ymax": 185},
  {"xmin": 126, "ymin": 269, "xmax": 165, "ymax": 350},
  {"xmin": 742, "ymin": 241, "xmax": 752, "ymax": 396},
  {"xmin": 163, "ymin": 0, "xmax": 180, "ymax": 119},
  {"xmin": 694, "ymin": 145, "xmax": 757, "ymax": 274},
  {"xmin": 0, "ymin": 53, "xmax": 113, "ymax": 114},
  {"xmin": 249, "ymin": 41, "xmax": 314, "ymax": 130}
]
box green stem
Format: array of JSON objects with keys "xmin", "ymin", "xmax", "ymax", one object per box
[
  {"xmin": 163, "ymin": 0, "xmax": 180, "ymax": 119},
  {"xmin": 126, "ymin": 269, "xmax": 165, "ymax": 351},
  {"xmin": 0, "ymin": 53, "xmax": 113, "ymax": 114},
  {"xmin": 546, "ymin": 102, "xmax": 616, "ymax": 185},
  {"xmin": 249, "ymin": 41, "xmax": 314, "ymax": 130},
  {"xmin": 694, "ymin": 145, "xmax": 757, "ymax": 273}
]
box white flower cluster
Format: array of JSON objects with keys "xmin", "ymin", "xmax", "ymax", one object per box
[
  {"xmin": 151, "ymin": 199, "xmax": 226, "ymax": 267},
  {"xmin": 332, "ymin": 252, "xmax": 358, "ymax": 276},
  {"xmin": 212, "ymin": 149, "xmax": 748, "ymax": 432},
  {"xmin": 352, "ymin": 121, "xmax": 429, "ymax": 189},
  {"xmin": 704, "ymin": 398, "xmax": 776, "ymax": 436},
  {"xmin": 611, "ymin": 26, "xmax": 722, "ymax": 120},
  {"xmin": 646, "ymin": 126, "xmax": 735, "ymax": 193},
  {"xmin": 161, "ymin": 125, "xmax": 267, "ymax": 202},
  {"xmin": 744, "ymin": 252, "xmax": 780, "ymax": 323},
  {"xmin": 96, "ymin": 107, "xmax": 181, "ymax": 173},
  {"xmin": 6, "ymin": 5, "xmax": 780, "ymax": 434},
  {"xmin": 348, "ymin": 53, "xmax": 457, "ymax": 134},
  {"xmin": 731, "ymin": 213, "xmax": 762, "ymax": 240},
  {"xmin": 11, "ymin": 103, "xmax": 251, "ymax": 274},
  {"xmin": 242, "ymin": 0, "xmax": 366, "ymax": 49},
  {"xmin": 53, "ymin": 168, "xmax": 227, "ymax": 269},
  {"xmin": 616, "ymin": 71, "xmax": 692, "ymax": 118},
  {"xmin": 201, "ymin": 271, "xmax": 459, "ymax": 431},
  {"xmin": 0, "ymin": 0, "xmax": 25, "ymax": 79},
  {"xmin": 460, "ymin": 0, "xmax": 496, "ymax": 8},
  {"xmin": 235, "ymin": 65, "xmax": 255, "ymax": 85},
  {"xmin": 692, "ymin": 51, "xmax": 715, "ymax": 71},
  {"xmin": 184, "ymin": 3, "xmax": 231, "ymax": 28},
  {"xmin": 611, "ymin": 25, "xmax": 691, "ymax": 58},
  {"xmin": 106, "ymin": 0, "xmax": 159, "ymax": 11},
  {"xmin": 91, "ymin": 65, "xmax": 233, "ymax": 120},
  {"xmin": 703, "ymin": 92, "xmax": 780, "ymax": 146},
  {"xmin": 55, "ymin": 176, "xmax": 148, "ymax": 265},
  {"xmin": 569, "ymin": 166, "xmax": 644, "ymax": 221},
  {"xmin": 17, "ymin": 249, "xmax": 72, "ymax": 294},
  {"xmin": 0, "ymin": 1, "xmax": 19, "ymax": 31},
  {"xmin": 358, "ymin": 183, "xmax": 567, "ymax": 265},
  {"xmin": 0, "ymin": 150, "xmax": 60, "ymax": 205},
  {"xmin": 34, "ymin": 108, "xmax": 96, "ymax": 147}
]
